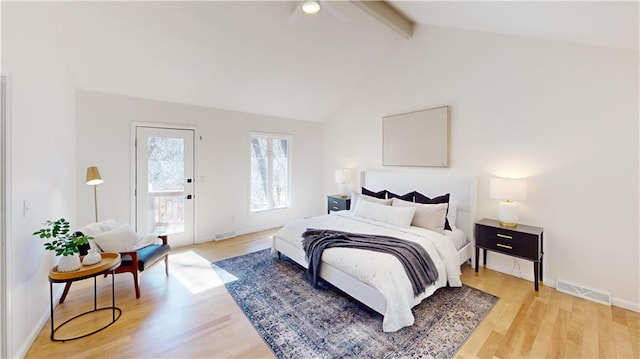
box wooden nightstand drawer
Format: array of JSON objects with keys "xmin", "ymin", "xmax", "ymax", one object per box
[
  {"xmin": 327, "ymin": 195, "xmax": 351, "ymax": 213},
  {"xmin": 476, "ymin": 225, "xmax": 538, "ymax": 260}
]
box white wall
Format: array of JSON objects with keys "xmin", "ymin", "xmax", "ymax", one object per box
[
  {"xmin": 2, "ymin": 3, "xmax": 78, "ymax": 357},
  {"xmin": 323, "ymin": 25, "xmax": 639, "ymax": 310},
  {"xmin": 76, "ymin": 91, "xmax": 324, "ymax": 243}
]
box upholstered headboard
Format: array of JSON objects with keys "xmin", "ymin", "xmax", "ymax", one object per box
[{"xmin": 361, "ymin": 170, "xmax": 476, "ymax": 241}]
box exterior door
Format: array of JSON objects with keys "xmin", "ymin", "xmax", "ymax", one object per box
[{"xmin": 135, "ymin": 126, "xmax": 195, "ymax": 247}]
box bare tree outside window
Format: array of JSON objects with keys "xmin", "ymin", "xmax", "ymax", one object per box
[
  {"xmin": 147, "ymin": 136, "xmax": 185, "ymax": 233},
  {"xmin": 250, "ymin": 134, "xmax": 290, "ymax": 211}
]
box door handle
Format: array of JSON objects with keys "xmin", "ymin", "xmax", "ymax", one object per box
[{"xmin": 185, "ymin": 194, "xmax": 193, "ymax": 200}]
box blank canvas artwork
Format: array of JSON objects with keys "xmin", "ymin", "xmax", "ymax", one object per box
[{"xmin": 382, "ymin": 106, "xmax": 449, "ymax": 167}]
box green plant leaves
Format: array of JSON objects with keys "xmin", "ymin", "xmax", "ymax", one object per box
[{"xmin": 34, "ymin": 218, "xmax": 92, "ymax": 256}]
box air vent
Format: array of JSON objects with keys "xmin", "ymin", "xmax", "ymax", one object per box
[
  {"xmin": 556, "ymin": 279, "xmax": 611, "ymax": 305},
  {"xmin": 215, "ymin": 231, "xmax": 236, "ymax": 240}
]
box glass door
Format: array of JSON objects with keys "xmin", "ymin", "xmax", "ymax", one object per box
[{"xmin": 135, "ymin": 126, "xmax": 195, "ymax": 247}]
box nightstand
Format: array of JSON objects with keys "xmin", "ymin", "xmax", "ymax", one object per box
[
  {"xmin": 475, "ymin": 218, "xmax": 544, "ymax": 291},
  {"xmin": 327, "ymin": 195, "xmax": 351, "ymax": 214}
]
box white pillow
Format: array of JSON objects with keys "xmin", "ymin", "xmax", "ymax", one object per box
[
  {"xmin": 350, "ymin": 192, "xmax": 392, "ymax": 211},
  {"xmin": 447, "ymin": 200, "xmax": 458, "ymax": 229},
  {"xmin": 92, "ymin": 224, "xmax": 141, "ymax": 253},
  {"xmin": 128, "ymin": 234, "xmax": 163, "ymax": 251},
  {"xmin": 354, "ymin": 198, "xmax": 416, "ymax": 228},
  {"xmin": 392, "ymin": 197, "xmax": 448, "ymax": 234},
  {"xmin": 78, "ymin": 220, "xmax": 123, "ymax": 251}
]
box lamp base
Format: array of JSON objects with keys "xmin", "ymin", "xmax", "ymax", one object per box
[
  {"xmin": 337, "ymin": 183, "xmax": 350, "ymax": 198},
  {"xmin": 497, "ymin": 200, "xmax": 519, "ymax": 228},
  {"xmin": 499, "ymin": 221, "xmax": 518, "ymax": 228}
]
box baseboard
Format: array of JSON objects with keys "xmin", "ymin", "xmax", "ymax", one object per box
[
  {"xmin": 612, "ymin": 298, "xmax": 640, "ymax": 313},
  {"xmin": 16, "ymin": 285, "xmax": 63, "ymax": 358},
  {"xmin": 197, "ymin": 224, "xmax": 282, "ymax": 244},
  {"xmin": 484, "ymin": 259, "xmax": 639, "ymax": 313},
  {"xmin": 482, "ymin": 259, "xmax": 556, "ymax": 287}
]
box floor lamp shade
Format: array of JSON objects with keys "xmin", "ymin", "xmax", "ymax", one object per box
[
  {"xmin": 86, "ymin": 166, "xmax": 104, "ymax": 222},
  {"xmin": 86, "ymin": 166, "xmax": 104, "ymax": 185},
  {"xmin": 489, "ymin": 177, "xmax": 526, "ymax": 227}
]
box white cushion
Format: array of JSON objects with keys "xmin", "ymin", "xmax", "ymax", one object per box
[
  {"xmin": 447, "ymin": 200, "xmax": 458, "ymax": 229},
  {"xmin": 78, "ymin": 220, "xmax": 123, "ymax": 251},
  {"xmin": 92, "ymin": 224, "xmax": 141, "ymax": 253},
  {"xmin": 392, "ymin": 197, "xmax": 448, "ymax": 234},
  {"xmin": 349, "ymin": 192, "xmax": 392, "ymax": 211},
  {"xmin": 354, "ymin": 198, "xmax": 416, "ymax": 228},
  {"xmin": 129, "ymin": 234, "xmax": 163, "ymax": 251}
]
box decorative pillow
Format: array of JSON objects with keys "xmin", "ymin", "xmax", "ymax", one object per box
[
  {"xmin": 413, "ymin": 192, "xmax": 452, "ymax": 231},
  {"xmin": 77, "ymin": 220, "xmax": 123, "ymax": 251},
  {"xmin": 128, "ymin": 235, "xmax": 162, "ymax": 251},
  {"xmin": 392, "ymin": 198, "xmax": 448, "ymax": 234},
  {"xmin": 361, "ymin": 187, "xmax": 387, "ymax": 199},
  {"xmin": 386, "ymin": 191, "xmax": 414, "ymax": 201},
  {"xmin": 447, "ymin": 200, "xmax": 458, "ymax": 228},
  {"xmin": 92, "ymin": 224, "xmax": 141, "ymax": 253},
  {"xmin": 354, "ymin": 199, "xmax": 416, "ymax": 228},
  {"xmin": 350, "ymin": 192, "xmax": 393, "ymax": 211}
]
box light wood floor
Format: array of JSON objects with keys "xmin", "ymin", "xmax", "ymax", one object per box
[{"xmin": 26, "ymin": 229, "xmax": 639, "ymax": 358}]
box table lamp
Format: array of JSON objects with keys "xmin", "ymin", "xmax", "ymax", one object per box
[
  {"xmin": 489, "ymin": 177, "xmax": 526, "ymax": 228},
  {"xmin": 334, "ymin": 169, "xmax": 351, "ymax": 198}
]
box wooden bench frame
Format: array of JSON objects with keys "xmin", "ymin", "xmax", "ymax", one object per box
[{"xmin": 59, "ymin": 235, "xmax": 169, "ymax": 303}]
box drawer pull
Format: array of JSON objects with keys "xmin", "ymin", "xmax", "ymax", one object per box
[
  {"xmin": 496, "ymin": 243, "xmax": 512, "ymax": 250},
  {"xmin": 497, "ymin": 234, "xmax": 513, "ymax": 240},
  {"xmin": 332, "ymin": 200, "xmax": 339, "ymax": 204}
]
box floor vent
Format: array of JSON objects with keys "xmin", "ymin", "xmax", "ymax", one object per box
[
  {"xmin": 556, "ymin": 279, "xmax": 611, "ymax": 305},
  {"xmin": 215, "ymin": 231, "xmax": 236, "ymax": 240}
]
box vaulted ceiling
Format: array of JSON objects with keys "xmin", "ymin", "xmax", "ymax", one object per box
[{"xmin": 9, "ymin": 1, "xmax": 637, "ymax": 122}]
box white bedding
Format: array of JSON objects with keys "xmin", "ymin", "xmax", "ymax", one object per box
[
  {"xmin": 445, "ymin": 227, "xmax": 468, "ymax": 251},
  {"xmin": 271, "ymin": 211, "xmax": 462, "ymax": 332}
]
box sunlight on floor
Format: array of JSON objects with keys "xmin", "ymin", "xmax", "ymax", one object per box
[{"xmin": 167, "ymin": 251, "xmax": 238, "ymax": 294}]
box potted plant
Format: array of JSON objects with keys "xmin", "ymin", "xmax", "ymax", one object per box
[{"xmin": 33, "ymin": 218, "xmax": 93, "ymax": 272}]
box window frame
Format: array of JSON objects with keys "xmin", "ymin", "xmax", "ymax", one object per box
[{"xmin": 248, "ymin": 132, "xmax": 292, "ymax": 213}]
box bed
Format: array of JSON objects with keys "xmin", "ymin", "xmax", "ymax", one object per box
[{"xmin": 271, "ymin": 170, "xmax": 475, "ymax": 332}]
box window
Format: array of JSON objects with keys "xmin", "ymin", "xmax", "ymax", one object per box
[{"xmin": 250, "ymin": 133, "xmax": 291, "ymax": 212}]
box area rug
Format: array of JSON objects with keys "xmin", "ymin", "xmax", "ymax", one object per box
[{"xmin": 212, "ymin": 249, "xmax": 498, "ymax": 359}]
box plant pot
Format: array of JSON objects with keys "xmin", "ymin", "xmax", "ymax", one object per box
[
  {"xmin": 82, "ymin": 249, "xmax": 102, "ymax": 266},
  {"xmin": 57, "ymin": 254, "xmax": 81, "ymax": 272}
]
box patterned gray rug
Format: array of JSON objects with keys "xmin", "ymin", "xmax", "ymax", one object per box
[{"xmin": 212, "ymin": 249, "xmax": 498, "ymax": 359}]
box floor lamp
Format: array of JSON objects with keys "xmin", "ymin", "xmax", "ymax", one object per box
[{"xmin": 86, "ymin": 166, "xmax": 104, "ymax": 223}]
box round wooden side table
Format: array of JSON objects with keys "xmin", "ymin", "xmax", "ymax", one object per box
[{"xmin": 48, "ymin": 252, "xmax": 122, "ymax": 342}]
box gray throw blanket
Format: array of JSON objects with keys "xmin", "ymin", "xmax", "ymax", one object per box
[{"xmin": 301, "ymin": 228, "xmax": 439, "ymax": 296}]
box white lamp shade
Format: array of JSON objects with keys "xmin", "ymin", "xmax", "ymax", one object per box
[
  {"xmin": 334, "ymin": 169, "xmax": 351, "ymax": 184},
  {"xmin": 489, "ymin": 177, "xmax": 526, "ymax": 201}
]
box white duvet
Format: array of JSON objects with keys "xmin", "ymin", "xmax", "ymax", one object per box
[{"xmin": 271, "ymin": 211, "xmax": 462, "ymax": 332}]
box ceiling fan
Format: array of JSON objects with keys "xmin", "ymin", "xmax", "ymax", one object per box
[{"xmin": 287, "ymin": 0, "xmax": 346, "ymax": 24}]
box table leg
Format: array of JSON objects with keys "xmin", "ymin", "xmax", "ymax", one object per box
[
  {"xmin": 534, "ymin": 261, "xmax": 539, "ymax": 291},
  {"xmin": 112, "ymin": 269, "xmax": 116, "ymax": 321},
  {"xmin": 93, "ymin": 276, "xmax": 97, "ymax": 310},
  {"xmin": 540, "ymin": 233, "xmax": 544, "ymax": 281},
  {"xmin": 475, "ymin": 246, "xmax": 479, "ymax": 272},
  {"xmin": 483, "ymin": 249, "xmax": 487, "ymax": 266},
  {"xmin": 49, "ymin": 282, "xmax": 54, "ymax": 340}
]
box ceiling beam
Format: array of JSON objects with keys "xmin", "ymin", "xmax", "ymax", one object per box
[{"xmin": 350, "ymin": 1, "xmax": 414, "ymax": 39}]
